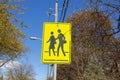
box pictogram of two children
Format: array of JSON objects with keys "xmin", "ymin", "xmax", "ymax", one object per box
[{"xmin": 46, "ymin": 29, "xmax": 66, "ymax": 56}]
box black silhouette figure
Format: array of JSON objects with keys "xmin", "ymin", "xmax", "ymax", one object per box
[
  {"xmin": 56, "ymin": 29, "xmax": 66, "ymax": 56},
  {"xmin": 47, "ymin": 32, "xmax": 56, "ymax": 56}
]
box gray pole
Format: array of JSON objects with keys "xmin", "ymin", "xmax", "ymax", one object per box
[
  {"xmin": 47, "ymin": 64, "xmax": 50, "ymax": 79},
  {"xmin": 55, "ymin": 0, "xmax": 58, "ymax": 22},
  {"xmin": 54, "ymin": 0, "xmax": 58, "ymax": 80}
]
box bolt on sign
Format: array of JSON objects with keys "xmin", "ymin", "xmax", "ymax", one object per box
[{"xmin": 41, "ymin": 22, "xmax": 71, "ymax": 64}]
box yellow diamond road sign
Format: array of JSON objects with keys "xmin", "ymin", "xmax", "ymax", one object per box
[{"xmin": 41, "ymin": 22, "xmax": 71, "ymax": 64}]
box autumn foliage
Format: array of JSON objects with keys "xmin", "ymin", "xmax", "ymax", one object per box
[
  {"xmin": 0, "ymin": 0, "xmax": 25, "ymax": 67},
  {"xmin": 57, "ymin": 10, "xmax": 120, "ymax": 80}
]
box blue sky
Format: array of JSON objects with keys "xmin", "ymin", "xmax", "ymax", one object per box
[{"xmin": 16, "ymin": 0, "xmax": 86, "ymax": 80}]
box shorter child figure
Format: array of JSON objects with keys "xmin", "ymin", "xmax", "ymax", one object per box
[{"xmin": 47, "ymin": 32, "xmax": 56, "ymax": 56}]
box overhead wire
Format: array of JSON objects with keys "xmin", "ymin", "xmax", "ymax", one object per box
[
  {"xmin": 59, "ymin": 0, "xmax": 66, "ymax": 22},
  {"xmin": 62, "ymin": 0, "xmax": 69, "ymax": 22},
  {"xmin": 59, "ymin": 0, "xmax": 70, "ymax": 22}
]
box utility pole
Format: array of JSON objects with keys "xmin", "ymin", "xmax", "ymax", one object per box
[
  {"xmin": 55, "ymin": 0, "xmax": 58, "ymax": 22},
  {"xmin": 47, "ymin": 0, "xmax": 58, "ymax": 80},
  {"xmin": 54, "ymin": 0, "xmax": 58, "ymax": 80}
]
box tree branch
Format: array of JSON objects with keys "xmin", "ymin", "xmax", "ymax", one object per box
[{"xmin": 0, "ymin": 59, "xmax": 11, "ymax": 67}]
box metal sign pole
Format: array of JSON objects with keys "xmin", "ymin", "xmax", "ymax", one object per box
[
  {"xmin": 54, "ymin": 64, "xmax": 57, "ymax": 80},
  {"xmin": 54, "ymin": 0, "xmax": 58, "ymax": 80}
]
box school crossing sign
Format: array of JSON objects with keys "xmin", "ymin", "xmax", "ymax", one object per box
[{"xmin": 42, "ymin": 22, "xmax": 71, "ymax": 64}]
